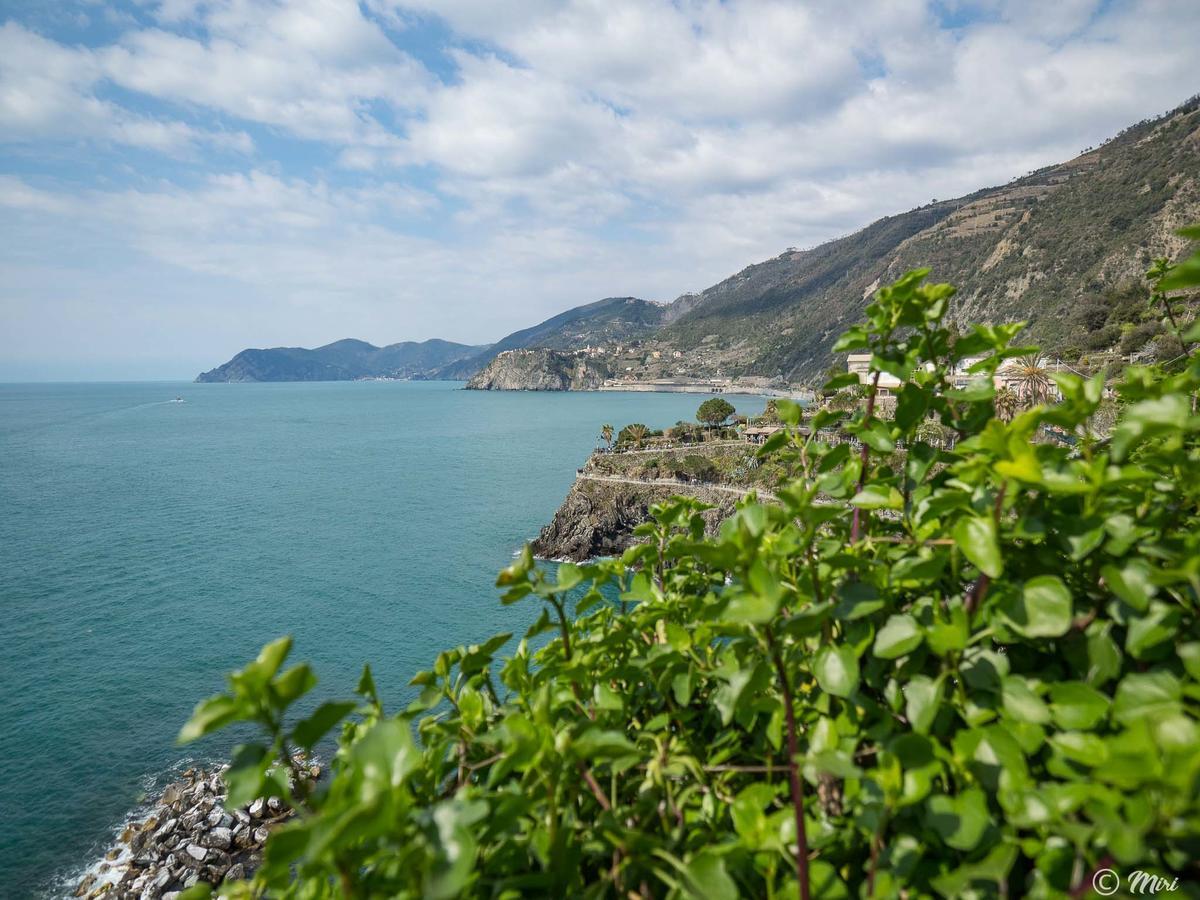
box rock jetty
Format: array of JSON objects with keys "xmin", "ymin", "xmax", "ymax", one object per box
[{"xmin": 72, "ymin": 761, "xmax": 318, "ymax": 899}]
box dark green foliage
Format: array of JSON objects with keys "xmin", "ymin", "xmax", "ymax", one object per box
[
  {"xmin": 696, "ymin": 397, "xmax": 736, "ymax": 426},
  {"xmin": 182, "ymin": 244, "xmax": 1200, "ymax": 899},
  {"xmin": 672, "ymin": 454, "xmax": 717, "ymax": 482},
  {"xmin": 616, "ymin": 423, "xmax": 650, "ymax": 447}
]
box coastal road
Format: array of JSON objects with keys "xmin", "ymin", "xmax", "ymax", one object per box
[{"xmin": 576, "ymin": 472, "xmax": 779, "ymax": 502}]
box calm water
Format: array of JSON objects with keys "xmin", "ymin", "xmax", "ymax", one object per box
[{"xmin": 0, "ymin": 381, "xmax": 761, "ymax": 897}]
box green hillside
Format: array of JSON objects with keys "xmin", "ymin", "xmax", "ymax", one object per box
[{"xmin": 662, "ymin": 96, "xmax": 1200, "ymax": 379}]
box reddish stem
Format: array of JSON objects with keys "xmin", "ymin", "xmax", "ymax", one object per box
[
  {"xmin": 769, "ymin": 633, "xmax": 811, "ymax": 900},
  {"xmin": 850, "ymin": 371, "xmax": 881, "ymax": 542}
]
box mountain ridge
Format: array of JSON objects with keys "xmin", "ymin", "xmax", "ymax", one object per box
[
  {"xmin": 195, "ymin": 338, "xmax": 488, "ymax": 383},
  {"xmin": 197, "ymin": 96, "xmax": 1200, "ymax": 385}
]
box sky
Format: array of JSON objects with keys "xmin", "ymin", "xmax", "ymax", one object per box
[{"xmin": 0, "ymin": 0, "xmax": 1197, "ymax": 380}]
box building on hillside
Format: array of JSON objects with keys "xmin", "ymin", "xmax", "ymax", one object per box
[
  {"xmin": 846, "ymin": 354, "xmax": 902, "ymax": 393},
  {"xmin": 742, "ymin": 424, "xmax": 785, "ymax": 444}
]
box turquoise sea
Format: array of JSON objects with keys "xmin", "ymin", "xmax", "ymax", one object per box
[{"xmin": 0, "ymin": 380, "xmax": 764, "ymax": 897}]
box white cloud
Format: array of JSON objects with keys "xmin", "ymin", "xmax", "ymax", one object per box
[
  {"xmin": 1, "ymin": 0, "xmax": 1199, "ymax": 377},
  {"xmin": 0, "ymin": 22, "xmax": 252, "ymax": 155},
  {"xmin": 101, "ymin": 0, "xmax": 431, "ymax": 144}
]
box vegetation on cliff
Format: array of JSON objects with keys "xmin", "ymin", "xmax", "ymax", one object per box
[{"xmin": 180, "ymin": 236, "xmax": 1200, "ymax": 898}]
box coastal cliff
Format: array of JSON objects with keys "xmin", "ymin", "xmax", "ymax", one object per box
[
  {"xmin": 532, "ymin": 476, "xmax": 740, "ymax": 561},
  {"xmin": 532, "ymin": 442, "xmax": 781, "ymax": 560},
  {"xmin": 465, "ymin": 348, "xmax": 610, "ymax": 391}
]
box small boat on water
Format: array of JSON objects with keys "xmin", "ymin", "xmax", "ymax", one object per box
[{"xmin": 171, "ymin": 397, "xmax": 185, "ymax": 403}]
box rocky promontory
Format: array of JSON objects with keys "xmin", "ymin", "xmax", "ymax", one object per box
[
  {"xmin": 531, "ymin": 440, "xmax": 785, "ymax": 560},
  {"xmin": 71, "ymin": 761, "xmax": 317, "ymax": 899},
  {"xmin": 465, "ymin": 349, "xmax": 610, "ymax": 391},
  {"xmin": 532, "ymin": 475, "xmax": 741, "ymax": 561}
]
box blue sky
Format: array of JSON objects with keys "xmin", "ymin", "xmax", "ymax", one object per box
[{"xmin": 1, "ymin": 0, "xmax": 1196, "ymax": 380}]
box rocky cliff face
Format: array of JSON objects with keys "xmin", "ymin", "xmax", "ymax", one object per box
[
  {"xmin": 465, "ymin": 349, "xmax": 610, "ymax": 391},
  {"xmin": 532, "ymin": 477, "xmax": 740, "ymax": 561}
]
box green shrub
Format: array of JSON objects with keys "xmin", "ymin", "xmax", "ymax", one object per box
[{"xmin": 181, "ymin": 246, "xmax": 1200, "ymax": 899}]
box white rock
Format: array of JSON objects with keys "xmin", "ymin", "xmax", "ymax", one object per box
[
  {"xmin": 267, "ymin": 796, "xmax": 282, "ymax": 813},
  {"xmin": 248, "ymin": 798, "xmax": 265, "ymax": 818},
  {"xmin": 205, "ymin": 827, "xmax": 232, "ymax": 850},
  {"xmin": 153, "ymin": 819, "xmax": 178, "ymax": 841},
  {"xmin": 184, "ymin": 843, "xmax": 208, "ymax": 862}
]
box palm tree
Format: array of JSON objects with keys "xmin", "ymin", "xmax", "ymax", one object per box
[
  {"xmin": 600, "ymin": 423, "xmax": 614, "ymax": 450},
  {"xmin": 915, "ymin": 418, "xmax": 952, "ymax": 448},
  {"xmin": 993, "ymin": 386, "xmax": 1020, "ymax": 422},
  {"xmin": 1006, "ymin": 354, "xmax": 1053, "ymax": 406},
  {"xmin": 625, "ymin": 423, "xmax": 649, "ymax": 448}
]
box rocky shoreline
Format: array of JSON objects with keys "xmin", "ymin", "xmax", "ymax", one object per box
[
  {"xmin": 71, "ymin": 761, "xmax": 317, "ymax": 899},
  {"xmin": 532, "ymin": 474, "xmax": 742, "ymax": 561}
]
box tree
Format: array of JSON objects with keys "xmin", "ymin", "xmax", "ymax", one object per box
[
  {"xmin": 180, "ymin": 235, "xmax": 1200, "ymax": 900},
  {"xmin": 993, "ymin": 384, "xmax": 1020, "ymax": 422},
  {"xmin": 617, "ymin": 422, "xmax": 649, "ymax": 448},
  {"xmin": 599, "ymin": 423, "xmax": 613, "ymax": 450},
  {"xmin": 696, "ymin": 397, "xmax": 735, "ymax": 427},
  {"xmin": 1005, "ymin": 353, "xmax": 1053, "ymax": 404}
]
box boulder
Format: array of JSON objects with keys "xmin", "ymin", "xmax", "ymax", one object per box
[
  {"xmin": 204, "ymin": 827, "xmax": 232, "ymax": 850},
  {"xmin": 184, "ymin": 843, "xmax": 209, "ymax": 863}
]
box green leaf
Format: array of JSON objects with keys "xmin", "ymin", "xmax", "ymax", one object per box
[
  {"xmin": 1048, "ymin": 682, "xmax": 1108, "ymax": 730},
  {"xmin": 1179, "ymin": 643, "xmax": 1200, "ymax": 681},
  {"xmin": 814, "ymin": 645, "xmax": 859, "ymax": 698},
  {"xmin": 1113, "ymin": 672, "xmax": 1181, "ymax": 724},
  {"xmin": 1111, "ymin": 395, "xmax": 1191, "ymax": 461},
  {"xmin": 356, "ymin": 663, "xmax": 380, "ymax": 706},
  {"xmin": 905, "ymin": 675, "xmax": 942, "ymax": 735},
  {"xmin": 273, "ymin": 663, "xmax": 317, "ymax": 707},
  {"xmin": 178, "ymin": 694, "xmax": 242, "ymax": 744},
  {"xmin": 1001, "ymin": 576, "xmax": 1072, "ymax": 638},
  {"xmin": 731, "ymin": 783, "xmax": 777, "ymax": 849},
  {"xmin": 856, "ymin": 419, "xmax": 896, "ymax": 453},
  {"xmin": 224, "ymin": 743, "xmax": 271, "ymax": 808},
  {"xmin": 554, "ymin": 562, "xmax": 584, "ymax": 592},
  {"xmin": 808, "ymin": 859, "xmax": 849, "ymax": 898},
  {"xmin": 953, "ymin": 515, "xmax": 1003, "ymax": 578},
  {"xmin": 1101, "ymin": 559, "xmax": 1157, "ymax": 612},
  {"xmin": 1050, "ymin": 732, "xmax": 1108, "ymax": 767},
  {"xmin": 874, "ymin": 614, "xmax": 924, "ymax": 659},
  {"xmin": 680, "ymin": 850, "xmax": 738, "ymax": 900},
  {"xmin": 927, "ymin": 788, "xmax": 990, "ymax": 851},
  {"xmin": 1125, "ymin": 602, "xmax": 1181, "ymax": 659},
  {"xmin": 1001, "ymin": 677, "xmax": 1050, "ymax": 725},
  {"xmin": 176, "ymin": 885, "xmax": 213, "ymax": 900},
  {"xmin": 573, "ymin": 728, "xmax": 636, "ymax": 759},
  {"xmin": 926, "ymin": 606, "xmax": 968, "ymax": 655},
  {"xmin": 851, "ymin": 483, "xmax": 904, "ymax": 510},
  {"xmin": 292, "ymin": 700, "xmax": 357, "ymax": 750}
]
